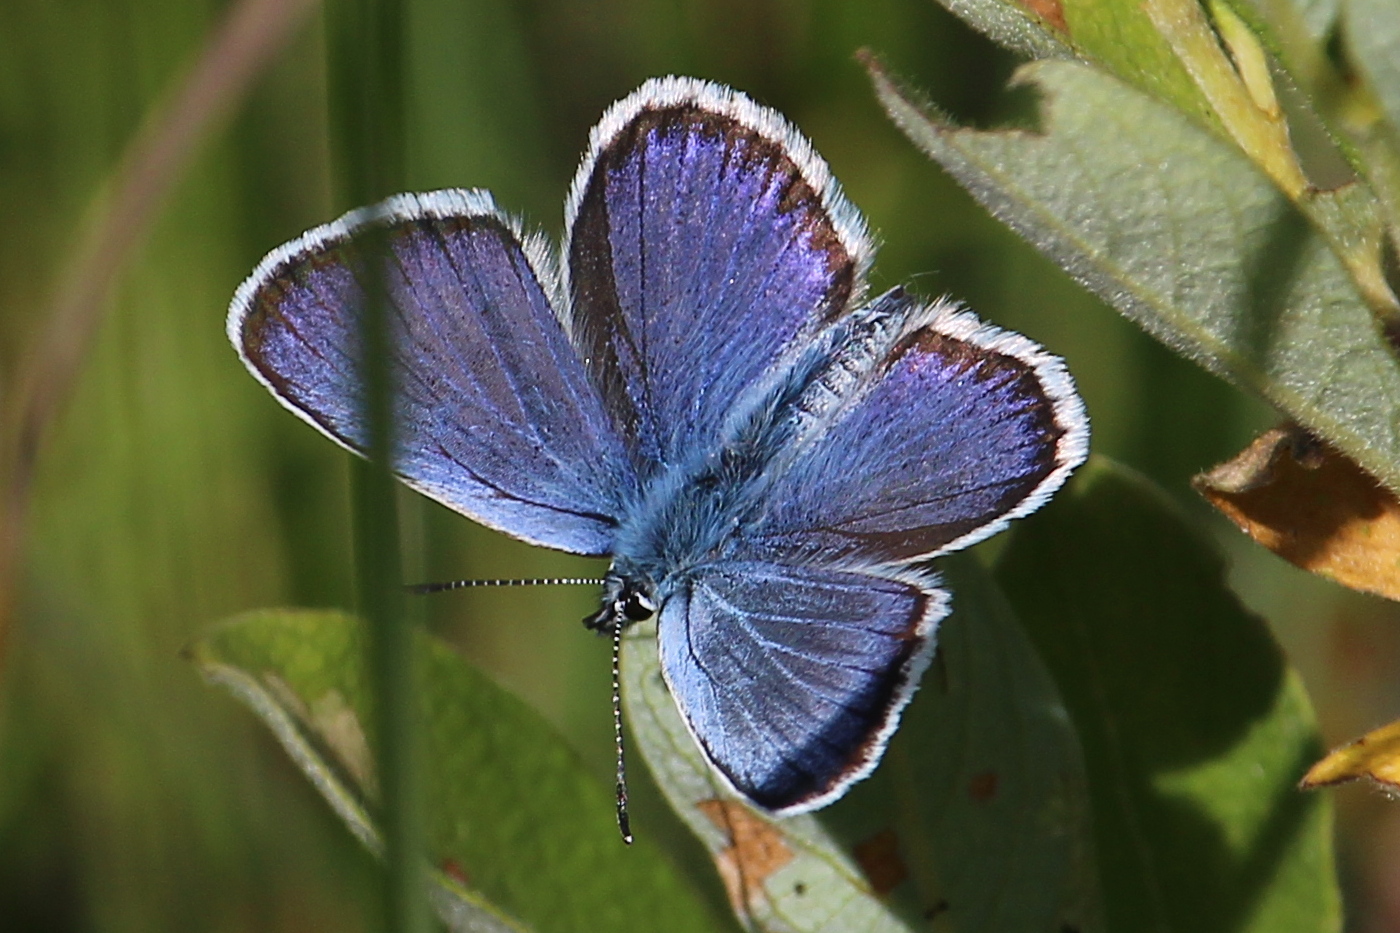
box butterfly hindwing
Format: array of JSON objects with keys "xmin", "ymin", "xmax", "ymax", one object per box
[
  {"xmin": 565, "ymin": 77, "xmax": 873, "ymax": 476},
  {"xmin": 746, "ymin": 292, "xmax": 1089, "ymax": 566},
  {"xmin": 230, "ymin": 190, "xmax": 633, "ymax": 555},
  {"xmin": 657, "ymin": 560, "xmax": 944, "ymax": 815}
]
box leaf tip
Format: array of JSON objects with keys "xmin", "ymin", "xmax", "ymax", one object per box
[{"xmin": 1302, "ymin": 719, "xmax": 1400, "ymax": 793}]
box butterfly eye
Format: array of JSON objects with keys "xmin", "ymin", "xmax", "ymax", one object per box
[{"xmin": 622, "ymin": 589, "xmax": 657, "ymax": 622}]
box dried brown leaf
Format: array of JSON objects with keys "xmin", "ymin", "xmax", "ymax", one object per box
[{"xmin": 1195, "ymin": 425, "xmax": 1400, "ymax": 600}]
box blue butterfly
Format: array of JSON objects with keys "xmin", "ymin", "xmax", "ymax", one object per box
[{"xmin": 228, "ymin": 77, "xmax": 1088, "ymax": 820}]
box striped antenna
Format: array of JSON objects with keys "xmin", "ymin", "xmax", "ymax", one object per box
[
  {"xmin": 406, "ymin": 577, "xmax": 602, "ymax": 595},
  {"xmin": 612, "ymin": 622, "xmax": 633, "ymax": 844},
  {"xmin": 405, "ymin": 572, "xmax": 630, "ymax": 838}
]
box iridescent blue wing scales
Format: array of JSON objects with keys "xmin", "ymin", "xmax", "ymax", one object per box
[
  {"xmin": 651, "ymin": 289, "xmax": 1084, "ymax": 811},
  {"xmin": 634, "ymin": 281, "xmax": 1086, "ymax": 812},
  {"xmin": 229, "ymin": 189, "xmax": 634, "ymax": 555},
  {"xmin": 745, "ymin": 291, "xmax": 1089, "ymax": 566},
  {"xmin": 564, "ymin": 78, "xmax": 872, "ymax": 475},
  {"xmin": 658, "ymin": 561, "xmax": 943, "ymax": 815}
]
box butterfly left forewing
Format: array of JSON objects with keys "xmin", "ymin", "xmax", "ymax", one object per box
[{"xmin": 746, "ymin": 291, "xmax": 1090, "ymax": 567}]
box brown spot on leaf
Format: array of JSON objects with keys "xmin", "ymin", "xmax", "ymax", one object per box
[
  {"xmin": 852, "ymin": 828, "xmax": 907, "ymax": 896},
  {"xmin": 440, "ymin": 858, "xmax": 471, "ymax": 887},
  {"xmin": 1019, "ymin": 0, "xmax": 1067, "ymax": 33},
  {"xmin": 968, "ymin": 770, "xmax": 999, "ymax": 803},
  {"xmin": 1195, "ymin": 425, "xmax": 1400, "ymax": 602},
  {"xmin": 697, "ymin": 799, "xmax": 793, "ymax": 919}
]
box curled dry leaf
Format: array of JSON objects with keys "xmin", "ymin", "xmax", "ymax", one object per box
[
  {"xmin": 1302, "ymin": 719, "xmax": 1400, "ymax": 792},
  {"xmin": 1195, "ymin": 425, "xmax": 1400, "ymax": 601}
]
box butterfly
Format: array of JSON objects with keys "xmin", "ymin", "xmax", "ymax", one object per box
[{"xmin": 228, "ymin": 76, "xmax": 1088, "ymax": 824}]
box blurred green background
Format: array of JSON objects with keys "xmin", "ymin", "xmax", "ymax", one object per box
[{"xmin": 2, "ymin": 0, "xmax": 1397, "ymax": 929}]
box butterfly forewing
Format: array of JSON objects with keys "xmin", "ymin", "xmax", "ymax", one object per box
[
  {"xmin": 231, "ymin": 190, "xmax": 633, "ymax": 556},
  {"xmin": 565, "ymin": 78, "xmax": 873, "ymax": 477}
]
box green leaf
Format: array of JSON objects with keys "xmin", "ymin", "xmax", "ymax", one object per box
[
  {"xmin": 1064, "ymin": 0, "xmax": 1218, "ymax": 125},
  {"xmin": 931, "ymin": 0, "xmax": 1213, "ymax": 126},
  {"xmin": 1340, "ymin": 0, "xmax": 1400, "ymax": 233},
  {"xmin": 869, "ymin": 57, "xmax": 1400, "ymax": 493},
  {"xmin": 188, "ymin": 609, "xmax": 724, "ymax": 933},
  {"xmin": 994, "ymin": 457, "xmax": 1340, "ymax": 933},
  {"xmin": 938, "ymin": 0, "xmax": 1075, "ymax": 60},
  {"xmin": 1345, "ymin": 0, "xmax": 1400, "ymax": 138},
  {"xmin": 934, "ymin": 0, "xmax": 1329, "ymax": 167},
  {"xmin": 622, "ymin": 556, "xmax": 1102, "ymax": 933}
]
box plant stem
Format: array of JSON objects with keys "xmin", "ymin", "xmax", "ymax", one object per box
[{"xmin": 325, "ymin": 2, "xmax": 426, "ymax": 932}]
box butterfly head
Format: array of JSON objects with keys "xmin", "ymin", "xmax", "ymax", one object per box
[{"xmin": 582, "ymin": 567, "xmax": 658, "ymax": 635}]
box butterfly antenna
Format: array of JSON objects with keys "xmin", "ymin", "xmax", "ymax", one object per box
[
  {"xmin": 405, "ymin": 573, "xmax": 632, "ymax": 840},
  {"xmin": 612, "ymin": 623, "xmax": 633, "ymax": 844},
  {"xmin": 406, "ymin": 577, "xmax": 601, "ymax": 595}
]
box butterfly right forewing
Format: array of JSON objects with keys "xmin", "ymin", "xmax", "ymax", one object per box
[{"xmin": 563, "ymin": 77, "xmax": 873, "ymax": 476}]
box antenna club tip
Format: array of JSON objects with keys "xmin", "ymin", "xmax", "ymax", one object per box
[{"xmin": 616, "ymin": 806, "xmax": 633, "ymax": 845}]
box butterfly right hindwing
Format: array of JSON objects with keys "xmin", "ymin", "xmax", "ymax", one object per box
[{"xmin": 656, "ymin": 560, "xmax": 944, "ymax": 815}]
